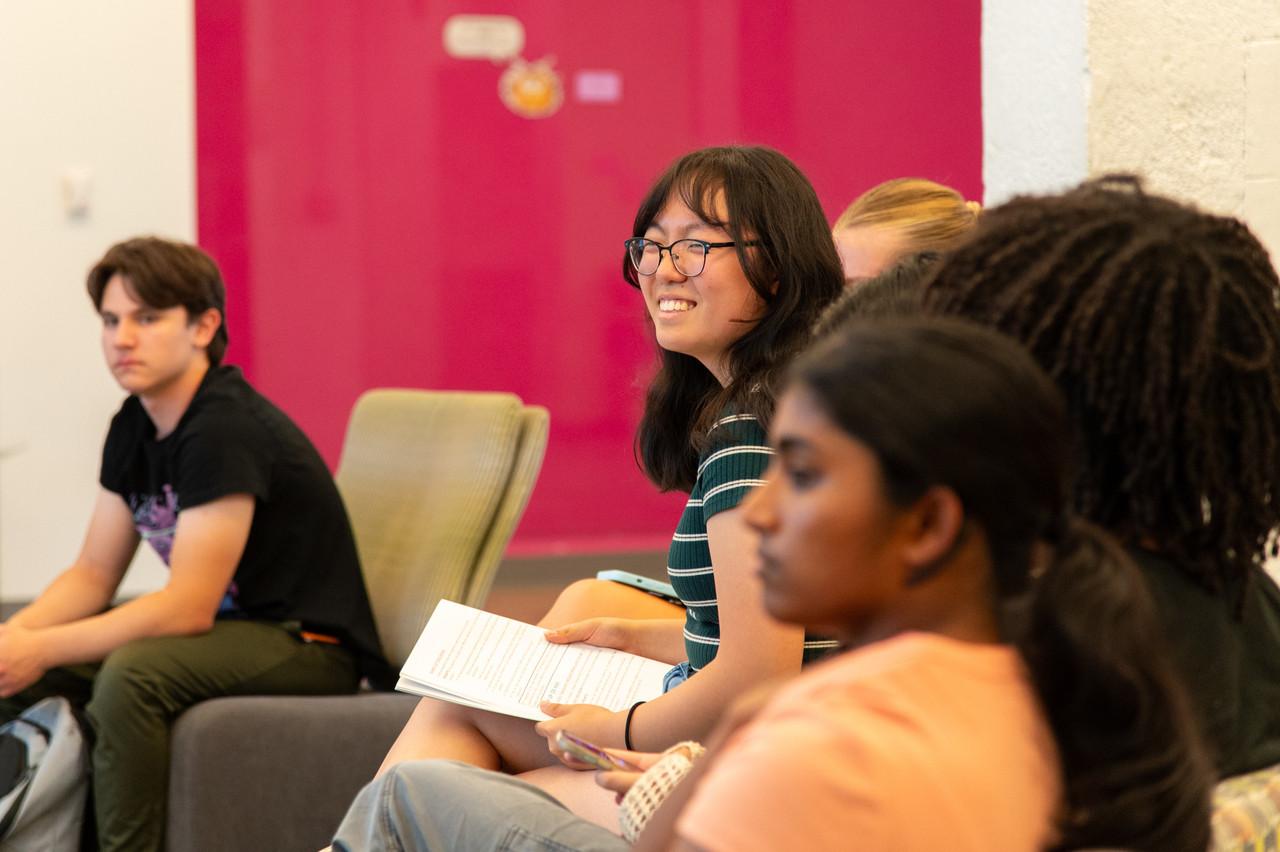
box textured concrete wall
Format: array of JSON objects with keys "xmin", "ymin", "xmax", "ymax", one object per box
[
  {"xmin": 1087, "ymin": 0, "xmax": 1280, "ymax": 254},
  {"xmin": 1245, "ymin": 35, "xmax": 1280, "ymax": 260},
  {"xmin": 984, "ymin": 0, "xmax": 1280, "ymax": 259}
]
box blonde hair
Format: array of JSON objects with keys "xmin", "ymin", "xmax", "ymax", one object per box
[{"xmin": 833, "ymin": 178, "xmax": 980, "ymax": 255}]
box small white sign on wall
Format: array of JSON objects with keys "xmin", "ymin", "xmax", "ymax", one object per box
[
  {"xmin": 442, "ymin": 15, "xmax": 525, "ymax": 62},
  {"xmin": 573, "ymin": 70, "xmax": 622, "ymax": 104}
]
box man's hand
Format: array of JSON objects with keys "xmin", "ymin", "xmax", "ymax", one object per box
[
  {"xmin": 534, "ymin": 702, "xmax": 623, "ymax": 758},
  {"xmin": 10, "ymin": 494, "xmax": 255, "ymax": 674},
  {"xmin": 0, "ymin": 622, "xmax": 49, "ymax": 697}
]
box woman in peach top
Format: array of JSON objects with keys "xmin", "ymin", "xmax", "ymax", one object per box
[{"xmin": 332, "ymin": 318, "xmax": 1212, "ymax": 851}]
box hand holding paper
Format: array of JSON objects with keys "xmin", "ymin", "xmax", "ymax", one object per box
[{"xmin": 396, "ymin": 601, "xmax": 671, "ymax": 722}]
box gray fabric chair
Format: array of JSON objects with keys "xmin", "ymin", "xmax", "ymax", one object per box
[{"xmin": 166, "ymin": 390, "xmax": 550, "ymax": 852}]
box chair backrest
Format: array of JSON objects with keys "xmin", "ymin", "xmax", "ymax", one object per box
[
  {"xmin": 466, "ymin": 405, "xmax": 550, "ymax": 608},
  {"xmin": 334, "ymin": 390, "xmax": 549, "ymax": 669}
]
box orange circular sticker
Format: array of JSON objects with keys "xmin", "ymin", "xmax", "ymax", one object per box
[{"xmin": 499, "ymin": 57, "xmax": 564, "ymax": 119}]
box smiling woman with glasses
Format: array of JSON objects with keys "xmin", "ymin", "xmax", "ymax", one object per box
[{"xmin": 346, "ymin": 145, "xmax": 845, "ymax": 831}]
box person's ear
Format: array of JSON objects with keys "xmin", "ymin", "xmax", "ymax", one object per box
[
  {"xmin": 190, "ymin": 308, "xmax": 222, "ymax": 349},
  {"xmin": 900, "ymin": 486, "xmax": 967, "ymax": 587}
]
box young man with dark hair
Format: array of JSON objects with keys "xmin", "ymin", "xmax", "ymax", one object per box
[{"xmin": 0, "ymin": 236, "xmax": 387, "ymax": 851}]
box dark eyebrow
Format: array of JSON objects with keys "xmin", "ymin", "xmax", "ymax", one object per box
[{"xmin": 776, "ymin": 435, "xmax": 814, "ymax": 455}]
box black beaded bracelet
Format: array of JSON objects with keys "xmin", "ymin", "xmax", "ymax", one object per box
[{"xmin": 624, "ymin": 700, "xmax": 645, "ymax": 751}]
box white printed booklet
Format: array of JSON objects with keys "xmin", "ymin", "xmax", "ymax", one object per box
[{"xmin": 396, "ymin": 600, "xmax": 672, "ymax": 721}]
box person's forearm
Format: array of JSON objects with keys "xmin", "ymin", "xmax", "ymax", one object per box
[
  {"xmin": 629, "ymin": 618, "xmax": 688, "ymax": 664},
  {"xmin": 7, "ymin": 565, "xmax": 117, "ymax": 629},
  {"xmin": 623, "ymin": 648, "xmax": 797, "ymax": 751},
  {"xmin": 631, "ymin": 745, "xmax": 722, "ymax": 852},
  {"xmin": 28, "ymin": 588, "xmax": 215, "ymax": 669}
]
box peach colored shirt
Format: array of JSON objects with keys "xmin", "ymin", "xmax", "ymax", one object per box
[{"xmin": 678, "ymin": 633, "xmax": 1062, "ymax": 851}]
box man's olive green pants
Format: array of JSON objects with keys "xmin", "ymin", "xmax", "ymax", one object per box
[{"xmin": 0, "ymin": 620, "xmax": 358, "ymax": 852}]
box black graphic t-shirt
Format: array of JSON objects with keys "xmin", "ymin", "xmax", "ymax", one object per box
[{"xmin": 99, "ymin": 365, "xmax": 389, "ymax": 685}]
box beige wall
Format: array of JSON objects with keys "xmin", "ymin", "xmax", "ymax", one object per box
[{"xmin": 1088, "ymin": 0, "xmax": 1280, "ymax": 257}]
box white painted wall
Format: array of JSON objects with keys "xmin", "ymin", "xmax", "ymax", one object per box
[
  {"xmin": 981, "ymin": 0, "xmax": 1090, "ymax": 205},
  {"xmin": 0, "ymin": 1, "xmax": 195, "ymax": 602}
]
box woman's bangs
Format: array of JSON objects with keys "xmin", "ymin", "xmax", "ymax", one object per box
[{"xmin": 672, "ymin": 169, "xmax": 730, "ymax": 230}]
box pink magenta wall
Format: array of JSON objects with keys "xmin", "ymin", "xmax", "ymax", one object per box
[{"xmin": 195, "ymin": 1, "xmax": 982, "ymax": 555}]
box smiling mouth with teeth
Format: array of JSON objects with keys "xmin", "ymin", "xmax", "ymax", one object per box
[{"xmin": 659, "ymin": 299, "xmax": 695, "ymax": 312}]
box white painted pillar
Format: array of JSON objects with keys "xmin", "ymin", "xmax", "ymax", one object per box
[{"xmin": 981, "ymin": 0, "xmax": 1090, "ymax": 205}]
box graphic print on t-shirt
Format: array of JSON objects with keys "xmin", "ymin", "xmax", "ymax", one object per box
[
  {"xmin": 128, "ymin": 484, "xmax": 240, "ymax": 611},
  {"xmin": 131, "ymin": 484, "xmax": 178, "ymax": 565}
]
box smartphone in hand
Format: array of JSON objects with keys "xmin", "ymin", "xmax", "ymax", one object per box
[{"xmin": 555, "ymin": 730, "xmax": 636, "ymax": 771}]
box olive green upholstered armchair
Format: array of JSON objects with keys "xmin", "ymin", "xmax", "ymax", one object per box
[{"xmin": 166, "ymin": 390, "xmax": 550, "ymax": 852}]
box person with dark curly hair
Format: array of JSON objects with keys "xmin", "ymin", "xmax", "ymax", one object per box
[{"xmin": 924, "ymin": 175, "xmax": 1280, "ymax": 778}]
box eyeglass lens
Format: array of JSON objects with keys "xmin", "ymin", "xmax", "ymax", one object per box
[{"xmin": 628, "ymin": 240, "xmax": 709, "ymax": 276}]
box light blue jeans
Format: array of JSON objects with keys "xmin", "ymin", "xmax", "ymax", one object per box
[
  {"xmin": 662, "ymin": 661, "xmax": 693, "ymax": 692},
  {"xmin": 331, "ymin": 760, "xmax": 630, "ymax": 852}
]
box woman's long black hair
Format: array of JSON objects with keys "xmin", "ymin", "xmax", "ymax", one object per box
[
  {"xmin": 794, "ymin": 317, "xmax": 1213, "ymax": 851},
  {"xmin": 625, "ymin": 146, "xmax": 844, "ymax": 491}
]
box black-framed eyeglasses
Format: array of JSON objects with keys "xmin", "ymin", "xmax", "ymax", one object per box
[{"xmin": 624, "ymin": 237, "xmax": 749, "ymax": 277}]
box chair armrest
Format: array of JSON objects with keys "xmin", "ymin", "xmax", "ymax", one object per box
[{"xmin": 166, "ymin": 693, "xmax": 418, "ymax": 852}]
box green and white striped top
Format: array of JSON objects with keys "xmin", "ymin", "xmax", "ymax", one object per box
[{"xmin": 668, "ymin": 412, "xmax": 840, "ymax": 672}]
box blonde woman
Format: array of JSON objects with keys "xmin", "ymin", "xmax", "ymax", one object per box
[{"xmin": 833, "ymin": 177, "xmax": 979, "ymax": 281}]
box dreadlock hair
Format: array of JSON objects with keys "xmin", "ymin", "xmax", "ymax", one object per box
[
  {"xmin": 625, "ymin": 146, "xmax": 845, "ymax": 492},
  {"xmin": 793, "ymin": 317, "xmax": 1213, "ymax": 850},
  {"xmin": 924, "ymin": 175, "xmax": 1280, "ymax": 600},
  {"xmin": 811, "ymin": 251, "xmax": 937, "ymax": 340}
]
